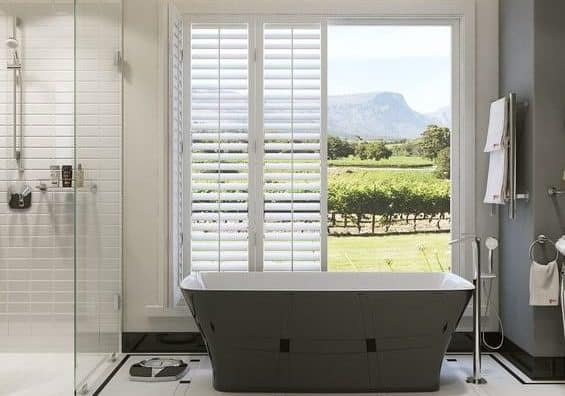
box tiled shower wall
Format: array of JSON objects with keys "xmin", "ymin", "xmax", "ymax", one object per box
[
  {"xmin": 0, "ymin": 4, "xmax": 75, "ymax": 352},
  {"xmin": 0, "ymin": 1, "xmax": 122, "ymax": 354}
]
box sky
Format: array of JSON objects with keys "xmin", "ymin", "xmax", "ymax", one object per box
[{"xmin": 328, "ymin": 25, "xmax": 452, "ymax": 114}]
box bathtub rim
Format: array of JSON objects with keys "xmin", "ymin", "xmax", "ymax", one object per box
[{"xmin": 181, "ymin": 271, "xmax": 474, "ymax": 292}]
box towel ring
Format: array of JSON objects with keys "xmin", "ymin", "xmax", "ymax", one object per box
[{"xmin": 528, "ymin": 235, "xmax": 559, "ymax": 263}]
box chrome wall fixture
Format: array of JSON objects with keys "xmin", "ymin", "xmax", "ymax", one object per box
[
  {"xmin": 507, "ymin": 93, "xmax": 529, "ymax": 219},
  {"xmin": 7, "ymin": 16, "xmax": 23, "ymax": 171},
  {"xmin": 547, "ymin": 186, "xmax": 565, "ymax": 197}
]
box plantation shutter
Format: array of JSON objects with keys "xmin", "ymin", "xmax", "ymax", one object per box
[
  {"xmin": 170, "ymin": 5, "xmax": 184, "ymax": 286},
  {"xmin": 188, "ymin": 23, "xmax": 250, "ymax": 272},
  {"xmin": 262, "ymin": 23, "xmax": 322, "ymax": 271}
]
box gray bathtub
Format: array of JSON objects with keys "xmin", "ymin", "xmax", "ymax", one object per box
[{"xmin": 181, "ymin": 272, "xmax": 473, "ymax": 393}]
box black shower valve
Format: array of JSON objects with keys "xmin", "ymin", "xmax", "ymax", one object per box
[{"xmin": 8, "ymin": 184, "xmax": 32, "ymax": 209}]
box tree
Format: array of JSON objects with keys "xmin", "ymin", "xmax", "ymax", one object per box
[
  {"xmin": 368, "ymin": 141, "xmax": 393, "ymax": 161},
  {"xmin": 434, "ymin": 147, "xmax": 450, "ymax": 179},
  {"xmin": 328, "ymin": 136, "xmax": 355, "ymax": 160},
  {"xmin": 419, "ymin": 125, "xmax": 450, "ymax": 160},
  {"xmin": 355, "ymin": 141, "xmax": 393, "ymax": 161}
]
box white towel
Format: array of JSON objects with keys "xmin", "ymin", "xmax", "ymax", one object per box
[
  {"xmin": 483, "ymin": 97, "xmax": 509, "ymax": 205},
  {"xmin": 484, "ymin": 97, "xmax": 508, "ymax": 152},
  {"xmin": 529, "ymin": 260, "xmax": 560, "ymax": 306},
  {"xmin": 483, "ymin": 149, "xmax": 508, "ymax": 204}
]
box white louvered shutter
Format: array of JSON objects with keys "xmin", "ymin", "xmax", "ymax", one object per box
[
  {"xmin": 170, "ymin": 5, "xmax": 184, "ymax": 287},
  {"xmin": 262, "ymin": 24, "xmax": 322, "ymax": 272},
  {"xmin": 189, "ymin": 23, "xmax": 250, "ymax": 272}
]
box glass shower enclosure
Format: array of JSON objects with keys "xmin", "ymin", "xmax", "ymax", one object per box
[{"xmin": 0, "ymin": 1, "xmax": 122, "ymax": 394}]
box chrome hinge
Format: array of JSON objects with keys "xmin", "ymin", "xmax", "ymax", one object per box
[
  {"xmin": 77, "ymin": 383, "xmax": 89, "ymax": 395},
  {"xmin": 113, "ymin": 293, "xmax": 121, "ymax": 311},
  {"xmin": 179, "ymin": 140, "xmax": 184, "ymax": 154},
  {"xmin": 180, "ymin": 232, "xmax": 184, "ymax": 245},
  {"xmin": 253, "ymin": 47, "xmax": 257, "ymax": 62},
  {"xmin": 114, "ymin": 50, "xmax": 123, "ymax": 70},
  {"xmin": 180, "ymin": 48, "xmax": 184, "ymax": 62}
]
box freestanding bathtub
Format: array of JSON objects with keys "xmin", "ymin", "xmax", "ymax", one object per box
[{"xmin": 181, "ymin": 272, "xmax": 473, "ymax": 393}]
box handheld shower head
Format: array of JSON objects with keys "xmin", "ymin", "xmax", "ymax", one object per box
[
  {"xmin": 485, "ymin": 237, "xmax": 498, "ymax": 275},
  {"xmin": 6, "ymin": 37, "xmax": 18, "ymax": 49},
  {"xmin": 485, "ymin": 237, "xmax": 498, "ymax": 251},
  {"xmin": 6, "ymin": 37, "xmax": 20, "ymax": 69}
]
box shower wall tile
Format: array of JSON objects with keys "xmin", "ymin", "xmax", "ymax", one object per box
[{"xmin": 0, "ymin": 2, "xmax": 122, "ymax": 353}]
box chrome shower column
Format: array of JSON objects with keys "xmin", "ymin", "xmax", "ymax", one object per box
[{"xmin": 7, "ymin": 16, "xmax": 23, "ymax": 171}]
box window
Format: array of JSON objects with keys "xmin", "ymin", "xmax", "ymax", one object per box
[
  {"xmin": 326, "ymin": 24, "xmax": 452, "ymax": 273},
  {"xmin": 173, "ymin": 16, "xmax": 465, "ymax": 278}
]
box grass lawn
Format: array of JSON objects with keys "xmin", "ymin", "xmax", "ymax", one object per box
[
  {"xmin": 328, "ymin": 233, "xmax": 451, "ymax": 272},
  {"xmin": 329, "ymin": 156, "xmax": 433, "ymax": 169},
  {"xmin": 329, "ymin": 167, "xmax": 442, "ymax": 182}
]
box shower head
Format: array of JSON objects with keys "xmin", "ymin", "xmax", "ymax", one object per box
[
  {"xmin": 6, "ymin": 36, "xmax": 21, "ymax": 68},
  {"xmin": 485, "ymin": 237, "xmax": 498, "ymax": 251},
  {"xmin": 6, "ymin": 37, "xmax": 18, "ymax": 49}
]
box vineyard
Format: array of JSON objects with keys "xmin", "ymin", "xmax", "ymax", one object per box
[{"xmin": 328, "ymin": 169, "xmax": 450, "ymax": 235}]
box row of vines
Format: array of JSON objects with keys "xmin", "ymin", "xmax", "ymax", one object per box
[{"xmin": 328, "ymin": 171, "xmax": 450, "ymax": 233}]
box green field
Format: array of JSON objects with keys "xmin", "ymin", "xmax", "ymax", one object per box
[
  {"xmin": 329, "ymin": 167, "xmax": 444, "ymax": 184},
  {"xmin": 328, "ymin": 233, "xmax": 451, "ymax": 272},
  {"xmin": 329, "ymin": 156, "xmax": 433, "ymax": 169}
]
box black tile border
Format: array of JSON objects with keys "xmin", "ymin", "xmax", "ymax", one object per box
[
  {"xmin": 498, "ymin": 337, "xmax": 565, "ymax": 381},
  {"xmin": 92, "ymin": 354, "xmax": 130, "ymax": 396},
  {"xmin": 449, "ymin": 332, "xmax": 565, "ymax": 381},
  {"xmin": 123, "ymin": 332, "xmax": 206, "ymax": 353}
]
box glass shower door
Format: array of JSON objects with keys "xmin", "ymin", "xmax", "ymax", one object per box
[{"xmin": 74, "ymin": 0, "xmax": 122, "ymax": 392}]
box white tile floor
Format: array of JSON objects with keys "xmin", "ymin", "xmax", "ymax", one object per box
[
  {"xmin": 0, "ymin": 353, "xmax": 74, "ymax": 396},
  {"xmin": 0, "ymin": 352, "xmax": 116, "ymax": 396},
  {"xmin": 97, "ymin": 354, "xmax": 565, "ymax": 396}
]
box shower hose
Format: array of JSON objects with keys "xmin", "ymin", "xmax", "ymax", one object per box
[{"xmin": 481, "ymin": 277, "xmax": 504, "ymax": 350}]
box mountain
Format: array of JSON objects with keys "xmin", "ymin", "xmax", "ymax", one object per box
[
  {"xmin": 327, "ymin": 91, "xmax": 450, "ymax": 140},
  {"xmin": 425, "ymin": 106, "xmax": 452, "ymax": 128}
]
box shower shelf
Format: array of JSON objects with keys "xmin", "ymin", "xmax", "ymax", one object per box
[{"xmin": 32, "ymin": 180, "xmax": 98, "ymax": 193}]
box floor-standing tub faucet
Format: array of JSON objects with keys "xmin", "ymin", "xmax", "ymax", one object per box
[{"xmin": 449, "ymin": 234, "xmax": 487, "ymax": 385}]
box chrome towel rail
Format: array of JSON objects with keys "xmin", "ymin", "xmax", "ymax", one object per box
[{"xmin": 507, "ymin": 93, "xmax": 530, "ymax": 219}]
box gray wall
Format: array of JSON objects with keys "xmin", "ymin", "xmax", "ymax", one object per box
[{"xmin": 499, "ymin": 0, "xmax": 565, "ymax": 357}]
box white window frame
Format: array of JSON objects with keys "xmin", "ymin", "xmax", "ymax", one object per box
[{"xmin": 171, "ymin": 5, "xmax": 477, "ymax": 306}]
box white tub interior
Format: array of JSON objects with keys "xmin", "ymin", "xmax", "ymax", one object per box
[{"xmin": 182, "ymin": 272, "xmax": 474, "ymax": 292}]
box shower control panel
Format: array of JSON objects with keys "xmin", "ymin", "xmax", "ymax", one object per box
[{"xmin": 8, "ymin": 184, "xmax": 31, "ymax": 210}]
